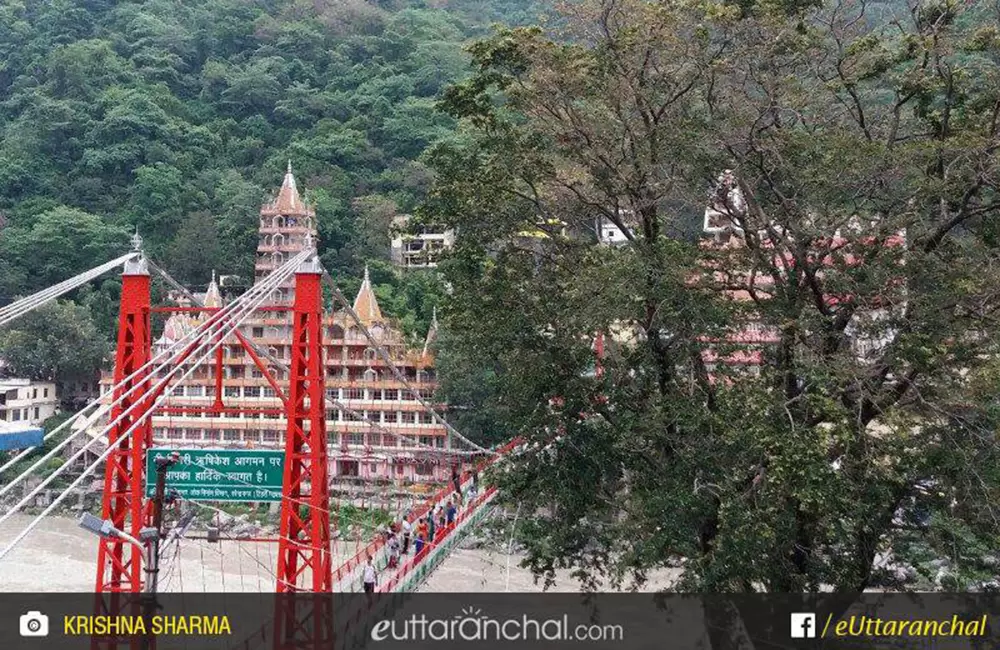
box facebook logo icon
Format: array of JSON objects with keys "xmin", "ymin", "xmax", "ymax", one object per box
[{"xmin": 790, "ymin": 613, "xmax": 817, "ymax": 638}]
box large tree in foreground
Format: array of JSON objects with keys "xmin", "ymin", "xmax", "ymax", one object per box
[{"xmin": 426, "ymin": 0, "xmax": 1000, "ymax": 597}]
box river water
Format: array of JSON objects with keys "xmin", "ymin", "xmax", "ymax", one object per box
[{"xmin": 0, "ymin": 515, "xmax": 679, "ymax": 592}]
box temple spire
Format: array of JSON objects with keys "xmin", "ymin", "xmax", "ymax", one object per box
[
  {"xmin": 204, "ymin": 270, "xmax": 222, "ymax": 308},
  {"xmin": 272, "ymin": 161, "xmax": 303, "ymax": 213},
  {"xmin": 352, "ymin": 264, "xmax": 383, "ymax": 324}
]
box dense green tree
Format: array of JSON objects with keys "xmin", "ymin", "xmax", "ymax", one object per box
[
  {"xmin": 0, "ymin": 206, "xmax": 129, "ymax": 294},
  {"xmin": 0, "ymin": 301, "xmax": 109, "ymax": 382},
  {"xmin": 426, "ymin": 0, "xmax": 1000, "ymax": 612},
  {"xmin": 0, "ymin": 0, "xmax": 549, "ymax": 285},
  {"xmin": 353, "ymin": 194, "xmax": 401, "ymax": 260},
  {"xmin": 166, "ymin": 212, "xmax": 226, "ymax": 286}
]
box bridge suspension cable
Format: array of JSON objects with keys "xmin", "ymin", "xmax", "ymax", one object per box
[
  {"xmin": 0, "ymin": 253, "xmax": 138, "ymax": 327},
  {"xmin": 0, "ymin": 248, "xmax": 312, "ymax": 489},
  {"xmin": 147, "ymin": 258, "xmax": 481, "ymax": 457},
  {"xmin": 322, "ymin": 272, "xmax": 491, "ymax": 454},
  {"xmin": 0, "ymin": 249, "xmax": 314, "ymax": 562},
  {"xmin": 0, "ymin": 287, "xmax": 272, "ymax": 481},
  {"xmin": 0, "ymin": 247, "xmax": 308, "ymax": 529}
]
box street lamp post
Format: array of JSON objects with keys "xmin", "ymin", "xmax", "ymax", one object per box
[
  {"xmin": 146, "ymin": 451, "xmax": 180, "ymax": 596},
  {"xmin": 80, "ymin": 450, "xmax": 179, "ymax": 650},
  {"xmin": 79, "ymin": 513, "xmax": 159, "ymax": 647}
]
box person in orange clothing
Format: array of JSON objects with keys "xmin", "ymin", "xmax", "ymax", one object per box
[{"xmin": 416, "ymin": 517, "xmax": 429, "ymax": 551}]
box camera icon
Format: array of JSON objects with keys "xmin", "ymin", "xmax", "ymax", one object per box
[{"xmin": 19, "ymin": 611, "xmax": 49, "ymax": 637}]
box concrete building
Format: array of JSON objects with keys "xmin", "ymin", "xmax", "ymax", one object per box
[
  {"xmin": 0, "ymin": 378, "xmax": 58, "ymax": 426},
  {"xmin": 60, "ymin": 377, "xmax": 101, "ymax": 410},
  {"xmin": 390, "ymin": 215, "xmax": 455, "ymax": 270},
  {"xmin": 698, "ymin": 171, "xmax": 905, "ymax": 376},
  {"xmin": 596, "ymin": 211, "xmax": 638, "ymax": 245}
]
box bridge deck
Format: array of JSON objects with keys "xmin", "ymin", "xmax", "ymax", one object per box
[
  {"xmin": 235, "ymin": 440, "xmax": 521, "ymax": 649},
  {"xmin": 328, "ymin": 486, "xmax": 498, "ymax": 649}
]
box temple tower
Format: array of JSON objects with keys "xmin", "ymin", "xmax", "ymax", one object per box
[{"xmin": 256, "ymin": 162, "xmax": 318, "ymax": 304}]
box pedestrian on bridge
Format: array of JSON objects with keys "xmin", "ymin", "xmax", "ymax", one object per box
[
  {"xmin": 416, "ymin": 517, "xmax": 429, "ymax": 554},
  {"xmin": 363, "ymin": 556, "xmax": 378, "ymax": 605},
  {"xmin": 414, "ymin": 531, "xmax": 425, "ymax": 555},
  {"xmin": 427, "ymin": 510, "xmax": 436, "ymax": 544},
  {"xmin": 401, "ymin": 515, "xmax": 412, "ymax": 554},
  {"xmin": 452, "ymin": 464, "xmax": 462, "ymax": 502},
  {"xmin": 446, "ymin": 500, "xmax": 456, "ymax": 526},
  {"xmin": 388, "ymin": 533, "xmax": 400, "ymax": 568}
]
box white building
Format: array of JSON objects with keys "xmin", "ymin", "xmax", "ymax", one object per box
[
  {"xmin": 0, "ymin": 378, "xmax": 59, "ymax": 425},
  {"xmin": 596, "ymin": 211, "xmax": 638, "ymax": 245},
  {"xmin": 390, "ymin": 215, "xmax": 455, "ymax": 269}
]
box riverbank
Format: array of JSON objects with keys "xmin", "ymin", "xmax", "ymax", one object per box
[{"xmin": 0, "ymin": 514, "xmax": 680, "ymax": 592}]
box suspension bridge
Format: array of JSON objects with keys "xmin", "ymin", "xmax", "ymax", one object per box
[{"xmin": 0, "ymin": 232, "xmax": 524, "ymax": 647}]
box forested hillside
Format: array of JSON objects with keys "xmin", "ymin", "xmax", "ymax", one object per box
[{"xmin": 0, "ymin": 0, "xmax": 543, "ymax": 367}]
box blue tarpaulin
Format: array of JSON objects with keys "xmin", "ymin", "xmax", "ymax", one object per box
[{"xmin": 0, "ymin": 427, "xmax": 44, "ymax": 451}]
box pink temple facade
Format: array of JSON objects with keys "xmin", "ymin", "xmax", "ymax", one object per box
[{"xmin": 100, "ymin": 167, "xmax": 453, "ymax": 483}]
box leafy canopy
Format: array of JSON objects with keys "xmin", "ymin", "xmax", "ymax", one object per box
[{"xmin": 426, "ymin": 0, "xmax": 1000, "ymax": 595}]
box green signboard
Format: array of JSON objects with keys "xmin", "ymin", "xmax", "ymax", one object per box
[{"xmin": 145, "ymin": 448, "xmax": 285, "ymax": 502}]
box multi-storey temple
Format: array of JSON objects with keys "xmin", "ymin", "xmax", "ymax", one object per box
[{"xmin": 98, "ymin": 167, "xmax": 450, "ymax": 482}]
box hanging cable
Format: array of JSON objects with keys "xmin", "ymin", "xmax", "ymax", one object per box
[
  {"xmin": 0, "ymin": 251, "xmax": 314, "ymax": 559},
  {"xmin": 0, "ymin": 253, "xmax": 137, "ymax": 326},
  {"xmin": 199, "ymin": 542, "xmax": 207, "ymax": 593},
  {"xmin": 158, "ymin": 260, "xmax": 477, "ymax": 457},
  {"xmin": 0, "ymin": 251, "xmax": 311, "ymax": 516},
  {"xmin": 145, "ymin": 256, "xmax": 473, "ymax": 469},
  {"xmin": 254, "ymin": 539, "xmax": 264, "ymax": 593},
  {"xmin": 0, "ymin": 248, "xmax": 312, "ymax": 487}
]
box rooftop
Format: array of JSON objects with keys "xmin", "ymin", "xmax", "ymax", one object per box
[{"xmin": 0, "ymin": 378, "xmax": 33, "ymax": 390}]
